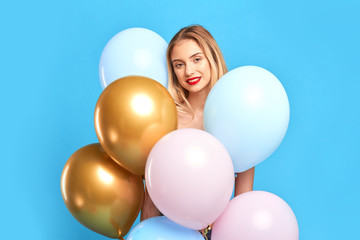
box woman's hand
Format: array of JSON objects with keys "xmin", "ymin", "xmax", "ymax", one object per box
[
  {"xmin": 140, "ymin": 185, "xmax": 162, "ymax": 221},
  {"xmin": 234, "ymin": 167, "xmax": 255, "ymax": 197}
]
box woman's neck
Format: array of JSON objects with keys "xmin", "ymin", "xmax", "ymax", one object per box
[{"xmin": 187, "ymin": 88, "xmax": 209, "ymax": 112}]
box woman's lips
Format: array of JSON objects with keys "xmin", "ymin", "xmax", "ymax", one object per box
[{"xmin": 186, "ymin": 77, "xmax": 201, "ymax": 85}]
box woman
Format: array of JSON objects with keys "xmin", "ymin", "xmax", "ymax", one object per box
[{"xmin": 141, "ymin": 25, "xmax": 255, "ymax": 239}]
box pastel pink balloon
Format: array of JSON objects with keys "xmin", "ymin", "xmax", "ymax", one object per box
[
  {"xmin": 212, "ymin": 191, "xmax": 299, "ymax": 240},
  {"xmin": 145, "ymin": 128, "xmax": 234, "ymax": 230}
]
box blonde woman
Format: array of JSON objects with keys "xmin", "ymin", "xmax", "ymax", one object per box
[{"xmin": 141, "ymin": 25, "xmax": 255, "ymax": 239}]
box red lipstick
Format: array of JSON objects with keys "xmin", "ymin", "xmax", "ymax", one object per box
[{"xmin": 186, "ymin": 77, "xmax": 201, "ymax": 85}]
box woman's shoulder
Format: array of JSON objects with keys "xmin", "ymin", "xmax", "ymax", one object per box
[
  {"xmin": 177, "ymin": 109, "xmax": 192, "ymax": 129},
  {"xmin": 177, "ymin": 108, "xmax": 204, "ymax": 130}
]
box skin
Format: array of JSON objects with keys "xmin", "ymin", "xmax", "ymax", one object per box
[
  {"xmin": 141, "ymin": 39, "xmax": 255, "ymax": 223},
  {"xmin": 171, "ymin": 39, "xmax": 211, "ymax": 129}
]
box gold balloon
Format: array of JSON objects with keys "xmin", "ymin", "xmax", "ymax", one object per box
[
  {"xmin": 94, "ymin": 76, "xmax": 177, "ymax": 175},
  {"xmin": 61, "ymin": 144, "xmax": 144, "ymax": 239}
]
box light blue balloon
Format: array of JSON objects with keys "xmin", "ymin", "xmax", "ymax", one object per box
[
  {"xmin": 126, "ymin": 216, "xmax": 204, "ymax": 240},
  {"xmin": 99, "ymin": 28, "xmax": 168, "ymax": 89},
  {"xmin": 204, "ymin": 66, "xmax": 290, "ymax": 172}
]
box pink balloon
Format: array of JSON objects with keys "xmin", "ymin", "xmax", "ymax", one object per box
[
  {"xmin": 212, "ymin": 191, "xmax": 299, "ymax": 240},
  {"xmin": 145, "ymin": 128, "xmax": 234, "ymax": 230}
]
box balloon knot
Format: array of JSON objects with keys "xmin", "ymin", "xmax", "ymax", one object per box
[{"xmin": 201, "ymin": 225, "xmax": 212, "ymax": 240}]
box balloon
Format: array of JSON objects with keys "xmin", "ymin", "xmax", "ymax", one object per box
[
  {"xmin": 126, "ymin": 216, "xmax": 204, "ymax": 240},
  {"xmin": 145, "ymin": 128, "xmax": 234, "ymax": 230},
  {"xmin": 99, "ymin": 27, "xmax": 168, "ymax": 89},
  {"xmin": 212, "ymin": 191, "xmax": 299, "ymax": 240},
  {"xmin": 60, "ymin": 144, "xmax": 144, "ymax": 239},
  {"xmin": 94, "ymin": 76, "xmax": 177, "ymax": 176},
  {"xmin": 204, "ymin": 66, "xmax": 290, "ymax": 172}
]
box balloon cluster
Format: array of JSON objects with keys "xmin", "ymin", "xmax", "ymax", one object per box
[
  {"xmin": 61, "ymin": 27, "xmax": 299, "ymax": 240},
  {"xmin": 140, "ymin": 66, "xmax": 298, "ymax": 240},
  {"xmin": 61, "ymin": 28, "xmax": 177, "ymax": 239}
]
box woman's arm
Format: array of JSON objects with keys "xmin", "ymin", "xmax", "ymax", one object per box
[
  {"xmin": 234, "ymin": 167, "xmax": 255, "ymax": 197},
  {"xmin": 140, "ymin": 186, "xmax": 162, "ymax": 221}
]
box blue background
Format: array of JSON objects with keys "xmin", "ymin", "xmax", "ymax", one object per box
[{"xmin": 1, "ymin": 0, "xmax": 359, "ymax": 239}]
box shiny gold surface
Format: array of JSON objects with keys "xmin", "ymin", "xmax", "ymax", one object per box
[
  {"xmin": 61, "ymin": 144, "xmax": 144, "ymax": 239},
  {"xmin": 94, "ymin": 76, "xmax": 177, "ymax": 175}
]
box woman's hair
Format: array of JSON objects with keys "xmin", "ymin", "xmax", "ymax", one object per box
[{"xmin": 167, "ymin": 25, "xmax": 228, "ymax": 115}]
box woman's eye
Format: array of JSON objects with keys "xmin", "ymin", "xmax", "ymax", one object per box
[
  {"xmin": 174, "ymin": 63, "xmax": 183, "ymax": 68},
  {"xmin": 194, "ymin": 57, "xmax": 202, "ymax": 63}
]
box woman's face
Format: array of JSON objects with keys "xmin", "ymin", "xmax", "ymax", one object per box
[{"xmin": 171, "ymin": 39, "xmax": 211, "ymax": 95}]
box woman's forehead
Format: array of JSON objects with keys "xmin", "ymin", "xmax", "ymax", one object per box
[{"xmin": 171, "ymin": 39, "xmax": 204, "ymax": 60}]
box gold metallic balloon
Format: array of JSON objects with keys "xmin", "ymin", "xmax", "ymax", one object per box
[
  {"xmin": 60, "ymin": 144, "xmax": 144, "ymax": 239},
  {"xmin": 94, "ymin": 76, "xmax": 177, "ymax": 176}
]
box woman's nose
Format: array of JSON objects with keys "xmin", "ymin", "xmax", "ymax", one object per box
[{"xmin": 185, "ymin": 63, "xmax": 195, "ymax": 76}]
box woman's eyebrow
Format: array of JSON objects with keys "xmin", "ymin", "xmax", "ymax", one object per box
[
  {"xmin": 172, "ymin": 52, "xmax": 203, "ymax": 63},
  {"xmin": 190, "ymin": 52, "xmax": 203, "ymax": 58}
]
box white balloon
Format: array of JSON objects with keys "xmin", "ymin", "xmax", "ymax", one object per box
[
  {"xmin": 99, "ymin": 28, "xmax": 168, "ymax": 89},
  {"xmin": 204, "ymin": 66, "xmax": 290, "ymax": 172}
]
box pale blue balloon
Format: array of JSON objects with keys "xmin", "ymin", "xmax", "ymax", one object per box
[
  {"xmin": 126, "ymin": 216, "xmax": 204, "ymax": 240},
  {"xmin": 204, "ymin": 66, "xmax": 290, "ymax": 172},
  {"xmin": 99, "ymin": 28, "xmax": 168, "ymax": 89}
]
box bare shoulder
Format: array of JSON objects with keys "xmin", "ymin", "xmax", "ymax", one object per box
[
  {"xmin": 177, "ymin": 109, "xmax": 204, "ymax": 130},
  {"xmin": 177, "ymin": 110, "xmax": 192, "ymax": 129}
]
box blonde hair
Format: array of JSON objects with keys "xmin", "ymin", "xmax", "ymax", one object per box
[{"xmin": 167, "ymin": 25, "xmax": 228, "ymax": 115}]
